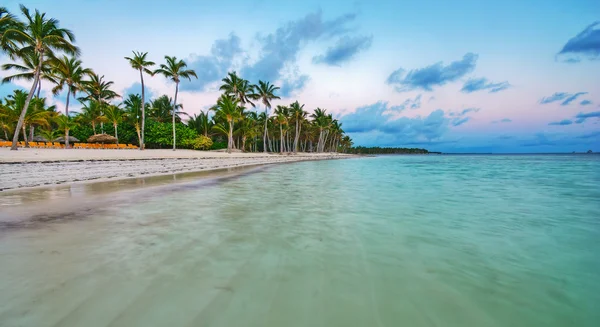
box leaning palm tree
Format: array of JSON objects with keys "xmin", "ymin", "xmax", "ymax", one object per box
[
  {"xmin": 53, "ymin": 114, "xmax": 77, "ymax": 149},
  {"xmin": 289, "ymin": 101, "xmax": 306, "ymax": 153},
  {"xmin": 50, "ymin": 55, "xmax": 91, "ymax": 117},
  {"xmin": 214, "ymin": 94, "xmax": 242, "ymax": 154},
  {"xmin": 2, "ymin": 5, "xmax": 79, "ymax": 150},
  {"xmin": 254, "ymin": 80, "xmax": 280, "ymax": 152},
  {"xmin": 104, "ymin": 105, "xmax": 123, "ymax": 145},
  {"xmin": 124, "ymin": 51, "xmax": 154, "ymax": 150},
  {"xmin": 154, "ymin": 56, "xmax": 197, "ymax": 150},
  {"xmin": 123, "ymin": 94, "xmax": 143, "ymax": 145}
]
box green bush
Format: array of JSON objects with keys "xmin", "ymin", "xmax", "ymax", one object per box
[
  {"xmin": 144, "ymin": 120, "xmax": 198, "ymax": 148},
  {"xmin": 184, "ymin": 135, "xmax": 213, "ymax": 150},
  {"xmin": 210, "ymin": 141, "xmax": 227, "ymax": 150}
]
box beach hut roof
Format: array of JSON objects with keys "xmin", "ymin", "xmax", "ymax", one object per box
[
  {"xmin": 32, "ymin": 136, "xmax": 49, "ymax": 142},
  {"xmin": 87, "ymin": 134, "xmax": 118, "ymax": 144},
  {"xmin": 54, "ymin": 136, "xmax": 80, "ymax": 143}
]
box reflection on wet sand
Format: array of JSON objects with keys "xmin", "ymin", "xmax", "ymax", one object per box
[{"xmin": 0, "ymin": 164, "xmax": 268, "ymax": 229}]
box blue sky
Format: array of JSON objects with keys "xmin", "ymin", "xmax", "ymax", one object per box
[{"xmin": 1, "ymin": 0, "xmax": 599, "ymax": 152}]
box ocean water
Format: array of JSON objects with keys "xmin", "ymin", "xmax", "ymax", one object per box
[{"xmin": 0, "ymin": 155, "xmax": 599, "ymax": 327}]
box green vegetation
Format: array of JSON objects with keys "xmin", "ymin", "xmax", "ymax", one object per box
[{"xmin": 345, "ymin": 147, "xmax": 437, "ymax": 155}]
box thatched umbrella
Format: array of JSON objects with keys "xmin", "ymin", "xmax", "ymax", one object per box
[
  {"xmin": 32, "ymin": 135, "xmax": 49, "ymax": 142},
  {"xmin": 87, "ymin": 134, "xmax": 117, "ymax": 144},
  {"xmin": 55, "ymin": 136, "xmax": 80, "ymax": 143}
]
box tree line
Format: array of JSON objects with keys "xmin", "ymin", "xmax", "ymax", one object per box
[
  {"xmin": 345, "ymin": 147, "xmax": 437, "ymax": 154},
  {"xmin": 0, "ymin": 5, "xmax": 354, "ymax": 153}
]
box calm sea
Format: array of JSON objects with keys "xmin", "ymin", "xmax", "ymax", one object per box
[{"xmin": 0, "ymin": 154, "xmax": 599, "ymax": 327}]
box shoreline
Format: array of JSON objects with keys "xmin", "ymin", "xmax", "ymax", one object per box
[{"xmin": 0, "ymin": 148, "xmax": 356, "ymax": 192}]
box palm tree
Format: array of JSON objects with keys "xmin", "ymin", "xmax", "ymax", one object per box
[
  {"xmin": 81, "ymin": 72, "xmax": 119, "ymax": 104},
  {"xmin": 148, "ymin": 95, "xmax": 185, "ymax": 123},
  {"xmin": 289, "ymin": 101, "xmax": 306, "ymax": 153},
  {"xmin": 0, "ymin": 7, "xmax": 23, "ymax": 60},
  {"xmin": 80, "ymin": 73, "xmax": 119, "ymax": 133},
  {"xmin": 311, "ymin": 108, "xmax": 330, "ymax": 152},
  {"xmin": 123, "ymin": 94, "xmax": 143, "ymax": 145},
  {"xmin": 5, "ymin": 90, "xmax": 50, "ymax": 146},
  {"xmin": 50, "ymin": 55, "xmax": 91, "ymax": 117},
  {"xmin": 0, "ymin": 99, "xmax": 17, "ymax": 140},
  {"xmin": 1, "ymin": 49, "xmax": 56, "ymax": 88},
  {"xmin": 28, "ymin": 96, "xmax": 56, "ymax": 140},
  {"xmin": 153, "ymin": 56, "xmax": 197, "ymax": 150},
  {"xmin": 104, "ymin": 105, "xmax": 123, "ymax": 144},
  {"xmin": 254, "ymin": 80, "xmax": 280, "ymax": 152},
  {"xmin": 53, "ymin": 114, "xmax": 77, "ymax": 148},
  {"xmin": 188, "ymin": 111, "xmax": 213, "ymax": 137},
  {"xmin": 2, "ymin": 5, "xmax": 79, "ymax": 150},
  {"xmin": 78, "ymin": 100, "xmax": 106, "ymax": 134},
  {"xmin": 274, "ymin": 105, "xmax": 288, "ymax": 153},
  {"xmin": 124, "ymin": 51, "xmax": 154, "ymax": 150},
  {"xmin": 214, "ymin": 94, "xmax": 242, "ymax": 153}
]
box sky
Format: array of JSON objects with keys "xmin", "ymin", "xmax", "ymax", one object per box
[{"xmin": 1, "ymin": 0, "xmax": 599, "ymax": 153}]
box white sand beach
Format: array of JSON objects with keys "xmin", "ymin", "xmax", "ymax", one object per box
[{"xmin": 0, "ymin": 148, "xmax": 353, "ymax": 191}]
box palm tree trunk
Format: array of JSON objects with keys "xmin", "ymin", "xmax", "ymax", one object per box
[
  {"xmin": 65, "ymin": 86, "xmax": 71, "ymax": 117},
  {"xmin": 65, "ymin": 129, "xmax": 70, "ymax": 149},
  {"xmin": 293, "ymin": 120, "xmax": 299, "ymax": 153},
  {"xmin": 316, "ymin": 129, "xmax": 323, "ymax": 153},
  {"xmin": 279, "ymin": 123, "xmax": 283, "ymax": 153},
  {"xmin": 140, "ymin": 69, "xmax": 146, "ymax": 150},
  {"xmin": 11, "ymin": 55, "xmax": 42, "ymax": 150},
  {"xmin": 172, "ymin": 82, "xmax": 179, "ymax": 151},
  {"xmin": 227, "ymin": 120, "xmax": 233, "ymax": 154},
  {"xmin": 37, "ymin": 80, "xmax": 41, "ymax": 98},
  {"xmin": 114, "ymin": 123, "xmax": 119, "ymax": 145},
  {"xmin": 242, "ymin": 136, "xmax": 246, "ymax": 152},
  {"xmin": 92, "ymin": 121, "xmax": 97, "ymax": 135},
  {"xmin": 29, "ymin": 125, "xmax": 34, "ymax": 142},
  {"xmin": 3, "ymin": 128, "xmax": 8, "ymax": 140},
  {"xmin": 22, "ymin": 126, "xmax": 29, "ymax": 147},
  {"xmin": 135, "ymin": 124, "xmax": 141, "ymax": 146},
  {"xmin": 263, "ymin": 108, "xmax": 268, "ymax": 153}
]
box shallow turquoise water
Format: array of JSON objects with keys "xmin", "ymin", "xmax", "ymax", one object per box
[{"xmin": 1, "ymin": 155, "xmax": 599, "ymax": 326}]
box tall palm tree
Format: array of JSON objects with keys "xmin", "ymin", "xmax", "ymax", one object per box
[
  {"xmin": 289, "ymin": 101, "xmax": 306, "ymax": 153},
  {"xmin": 2, "ymin": 5, "xmax": 79, "ymax": 150},
  {"xmin": 254, "ymin": 80, "xmax": 280, "ymax": 152},
  {"xmin": 154, "ymin": 56, "xmax": 197, "ymax": 150},
  {"xmin": 123, "ymin": 94, "xmax": 143, "ymax": 145},
  {"xmin": 104, "ymin": 105, "xmax": 124, "ymax": 144},
  {"xmin": 53, "ymin": 114, "xmax": 77, "ymax": 148},
  {"xmin": 50, "ymin": 55, "xmax": 92, "ymax": 117},
  {"xmin": 124, "ymin": 51, "xmax": 154, "ymax": 150},
  {"xmin": 214, "ymin": 94, "xmax": 242, "ymax": 154}
]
